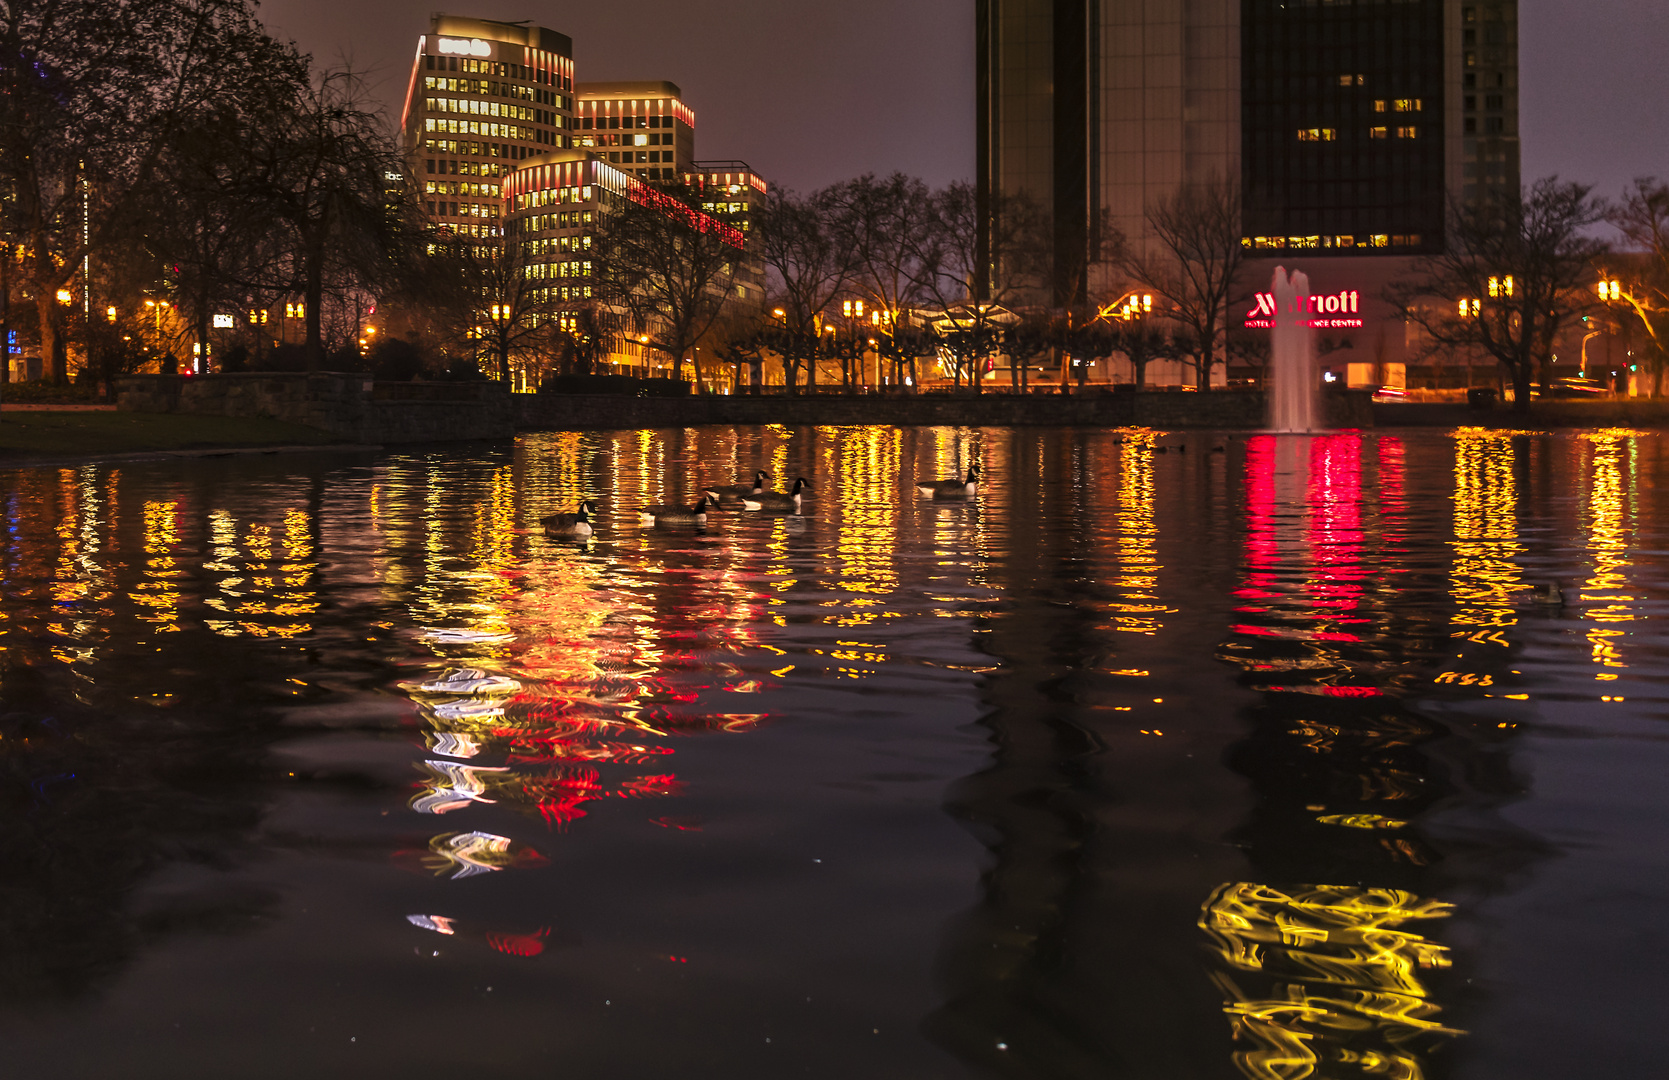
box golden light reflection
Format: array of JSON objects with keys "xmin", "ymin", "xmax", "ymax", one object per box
[
  {"xmin": 830, "ymin": 426, "xmax": 903, "ymax": 627},
  {"xmin": 1202, "ymin": 882, "xmax": 1462, "ymax": 1080},
  {"xmin": 202, "ymin": 506, "xmax": 319, "ymax": 638},
  {"xmin": 130, "ymin": 500, "xmax": 183, "ymax": 630},
  {"xmin": 1450, "ymin": 429, "xmax": 1524, "ymax": 646},
  {"xmin": 1579, "ymin": 432, "xmax": 1635, "ymax": 672},
  {"xmin": 1110, "ymin": 428, "xmax": 1170, "ymax": 635}
]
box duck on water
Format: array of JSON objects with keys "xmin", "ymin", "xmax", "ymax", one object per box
[
  {"xmin": 639, "ymin": 496, "xmax": 714, "ymax": 528},
  {"xmin": 917, "ymin": 465, "xmax": 980, "ymax": 500},
  {"xmin": 704, "ymin": 471, "xmax": 770, "ymax": 503},
  {"xmin": 540, "ymin": 500, "xmax": 597, "ymax": 541},
  {"xmin": 743, "ymin": 478, "xmax": 808, "ymax": 513}
]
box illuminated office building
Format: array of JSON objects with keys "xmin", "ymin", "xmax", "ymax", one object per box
[
  {"xmin": 574, "ymin": 81, "xmax": 696, "ymax": 182},
  {"xmin": 976, "ymin": 1, "xmax": 1520, "ymax": 299},
  {"xmin": 401, "ymin": 15, "xmax": 576, "ymax": 233},
  {"xmin": 504, "ymin": 155, "xmax": 765, "ymax": 304}
]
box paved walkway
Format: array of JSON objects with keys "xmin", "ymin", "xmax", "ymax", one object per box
[{"xmin": 0, "ymin": 403, "xmax": 117, "ymax": 411}]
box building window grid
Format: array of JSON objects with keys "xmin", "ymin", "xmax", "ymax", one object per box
[{"xmin": 1241, "ymin": 0, "xmax": 1446, "ymax": 251}]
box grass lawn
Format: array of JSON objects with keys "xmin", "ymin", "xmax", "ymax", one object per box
[{"xmin": 0, "ymin": 411, "xmax": 340, "ymax": 458}]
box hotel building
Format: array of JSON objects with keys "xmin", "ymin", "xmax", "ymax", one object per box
[
  {"xmin": 976, "ymin": 0, "xmax": 1521, "ymax": 379},
  {"xmin": 401, "ymin": 16, "xmax": 577, "ymax": 234}
]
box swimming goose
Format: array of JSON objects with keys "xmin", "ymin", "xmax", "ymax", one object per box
[
  {"xmin": 917, "ymin": 465, "xmax": 980, "ymax": 500},
  {"xmin": 743, "ymin": 477, "xmax": 808, "ymax": 513},
  {"xmin": 639, "ymin": 496, "xmax": 713, "ymax": 528},
  {"xmin": 704, "ymin": 470, "xmax": 770, "ymax": 503},
  {"xmin": 540, "ymin": 500, "xmax": 597, "ymax": 541}
]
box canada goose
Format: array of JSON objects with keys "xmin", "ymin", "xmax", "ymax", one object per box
[
  {"xmin": 1533, "ymin": 582, "xmax": 1564, "ymax": 606},
  {"xmin": 917, "ymin": 465, "xmax": 980, "ymax": 499},
  {"xmin": 540, "ymin": 500, "xmax": 597, "ymax": 541},
  {"xmin": 639, "ymin": 496, "xmax": 713, "ymax": 528},
  {"xmin": 704, "ymin": 470, "xmax": 769, "ymax": 503},
  {"xmin": 744, "ymin": 477, "xmax": 808, "ymax": 512}
]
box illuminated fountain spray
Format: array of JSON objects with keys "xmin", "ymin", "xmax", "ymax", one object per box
[{"xmin": 1268, "ymin": 267, "xmax": 1318, "ymax": 432}]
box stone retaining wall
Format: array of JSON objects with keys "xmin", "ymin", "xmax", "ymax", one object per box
[
  {"xmin": 117, "ymin": 373, "xmax": 515, "ymax": 443},
  {"xmin": 516, "ymin": 389, "xmax": 1373, "ymax": 431}
]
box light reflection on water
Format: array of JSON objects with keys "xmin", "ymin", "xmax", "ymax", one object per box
[{"xmin": 1, "ymin": 426, "xmax": 1667, "ymax": 1078}]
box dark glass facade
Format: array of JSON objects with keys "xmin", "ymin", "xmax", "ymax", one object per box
[{"xmin": 1241, "ymin": 0, "xmax": 1447, "ymax": 256}]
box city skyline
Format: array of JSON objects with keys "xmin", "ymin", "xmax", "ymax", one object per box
[{"xmin": 259, "ymin": 0, "xmax": 1667, "ymax": 218}]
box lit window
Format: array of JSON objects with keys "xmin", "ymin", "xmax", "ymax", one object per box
[
  {"xmin": 1370, "ymin": 235, "xmax": 1390, "ymax": 248},
  {"xmin": 1396, "ymin": 126, "xmax": 1418, "ymax": 139},
  {"xmin": 1290, "ymin": 236, "xmax": 1320, "ymax": 249},
  {"xmin": 1370, "ymin": 127, "xmax": 1389, "ymax": 139},
  {"xmin": 1297, "ymin": 128, "xmax": 1336, "ymax": 142},
  {"xmin": 1374, "ymin": 100, "xmax": 1388, "ymax": 112},
  {"xmin": 1394, "ymin": 98, "xmax": 1422, "ymax": 112}
]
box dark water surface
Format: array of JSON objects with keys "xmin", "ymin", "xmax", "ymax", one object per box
[{"xmin": 1, "ymin": 425, "xmax": 1665, "ymax": 1079}]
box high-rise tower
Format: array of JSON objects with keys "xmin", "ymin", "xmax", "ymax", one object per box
[
  {"xmin": 401, "ymin": 16, "xmax": 576, "ymax": 234},
  {"xmin": 977, "ymin": 1, "xmax": 1520, "ymax": 296}
]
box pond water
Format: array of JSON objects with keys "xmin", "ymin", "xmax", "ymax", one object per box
[{"xmin": 0, "ymin": 425, "xmax": 1665, "ymax": 1079}]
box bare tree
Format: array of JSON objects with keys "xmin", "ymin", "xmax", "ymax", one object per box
[
  {"xmin": 423, "ymin": 228, "xmax": 564, "ymax": 385},
  {"xmin": 1602, "ymin": 177, "xmax": 1669, "ymax": 396},
  {"xmin": 0, "ymin": 0, "xmax": 278, "ymax": 382},
  {"xmin": 254, "ymin": 68, "xmax": 415, "ymax": 371},
  {"xmin": 1115, "ymin": 173, "xmax": 1248, "ymax": 391},
  {"xmin": 752, "ymin": 185, "xmax": 856, "ymax": 392},
  {"xmin": 1390, "ymin": 178, "xmax": 1607, "ymax": 412},
  {"xmin": 550, "ymin": 301, "xmax": 621, "ymax": 379},
  {"xmin": 915, "ymin": 182, "xmax": 1050, "ymax": 394},
  {"xmin": 836, "ymin": 174, "xmax": 937, "ymax": 392},
  {"xmin": 141, "ymin": 36, "xmax": 309, "ymax": 371},
  {"xmin": 593, "ymin": 179, "xmax": 743, "ymax": 391}
]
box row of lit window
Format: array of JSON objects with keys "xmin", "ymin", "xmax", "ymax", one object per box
[
  {"xmin": 424, "ymin": 180, "xmax": 499, "ymax": 197},
  {"xmin": 423, "ymin": 54, "xmax": 573, "ymax": 93},
  {"xmin": 514, "ymin": 185, "xmax": 595, "ymax": 211},
  {"xmin": 425, "ymin": 159, "xmax": 506, "ymax": 178},
  {"xmin": 427, "ymin": 222, "xmax": 500, "ymax": 241},
  {"xmin": 601, "ymin": 150, "xmax": 674, "ymax": 164},
  {"xmin": 521, "ymin": 211, "xmax": 594, "ymax": 235},
  {"xmin": 579, "ymin": 115, "xmax": 673, "ymax": 131},
  {"xmin": 701, "ymin": 202, "xmax": 748, "ymax": 215},
  {"xmin": 425, "ymin": 97, "xmax": 538, "ymax": 123},
  {"xmin": 424, "ymin": 138, "xmax": 558, "ymax": 158},
  {"xmin": 578, "ymin": 133, "xmax": 670, "ymax": 149},
  {"xmin": 1298, "ymin": 126, "xmax": 1419, "ymax": 141},
  {"xmin": 534, "ymin": 286, "xmax": 595, "ymax": 303},
  {"xmin": 1244, "ymin": 234, "xmax": 1422, "ymax": 250},
  {"xmin": 423, "ymin": 117, "xmax": 535, "ymax": 142},
  {"xmin": 421, "ymin": 77, "xmax": 562, "ymax": 108},
  {"xmin": 426, "ymin": 200, "xmax": 501, "ymax": 219},
  {"xmin": 522, "ymin": 260, "xmax": 593, "ymax": 279},
  {"xmin": 523, "ymin": 235, "xmax": 593, "ymax": 255}
]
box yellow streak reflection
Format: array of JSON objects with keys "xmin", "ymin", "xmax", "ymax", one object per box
[
  {"xmin": 1580, "ymin": 432, "xmax": 1634, "ymax": 670},
  {"xmin": 1111, "ymin": 429, "xmax": 1170, "ymax": 634},
  {"xmin": 1202, "ymin": 882, "xmax": 1462, "ymax": 1080},
  {"xmin": 1450, "ymin": 430, "xmax": 1523, "ymax": 644}
]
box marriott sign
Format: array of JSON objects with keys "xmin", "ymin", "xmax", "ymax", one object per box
[{"xmin": 1243, "ymin": 289, "xmax": 1364, "ymax": 330}]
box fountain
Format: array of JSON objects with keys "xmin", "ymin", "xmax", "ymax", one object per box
[{"xmin": 1268, "ymin": 267, "xmax": 1319, "ymax": 432}]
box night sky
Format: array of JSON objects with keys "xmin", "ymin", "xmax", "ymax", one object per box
[{"xmin": 258, "ymin": 0, "xmax": 1668, "ymax": 210}]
